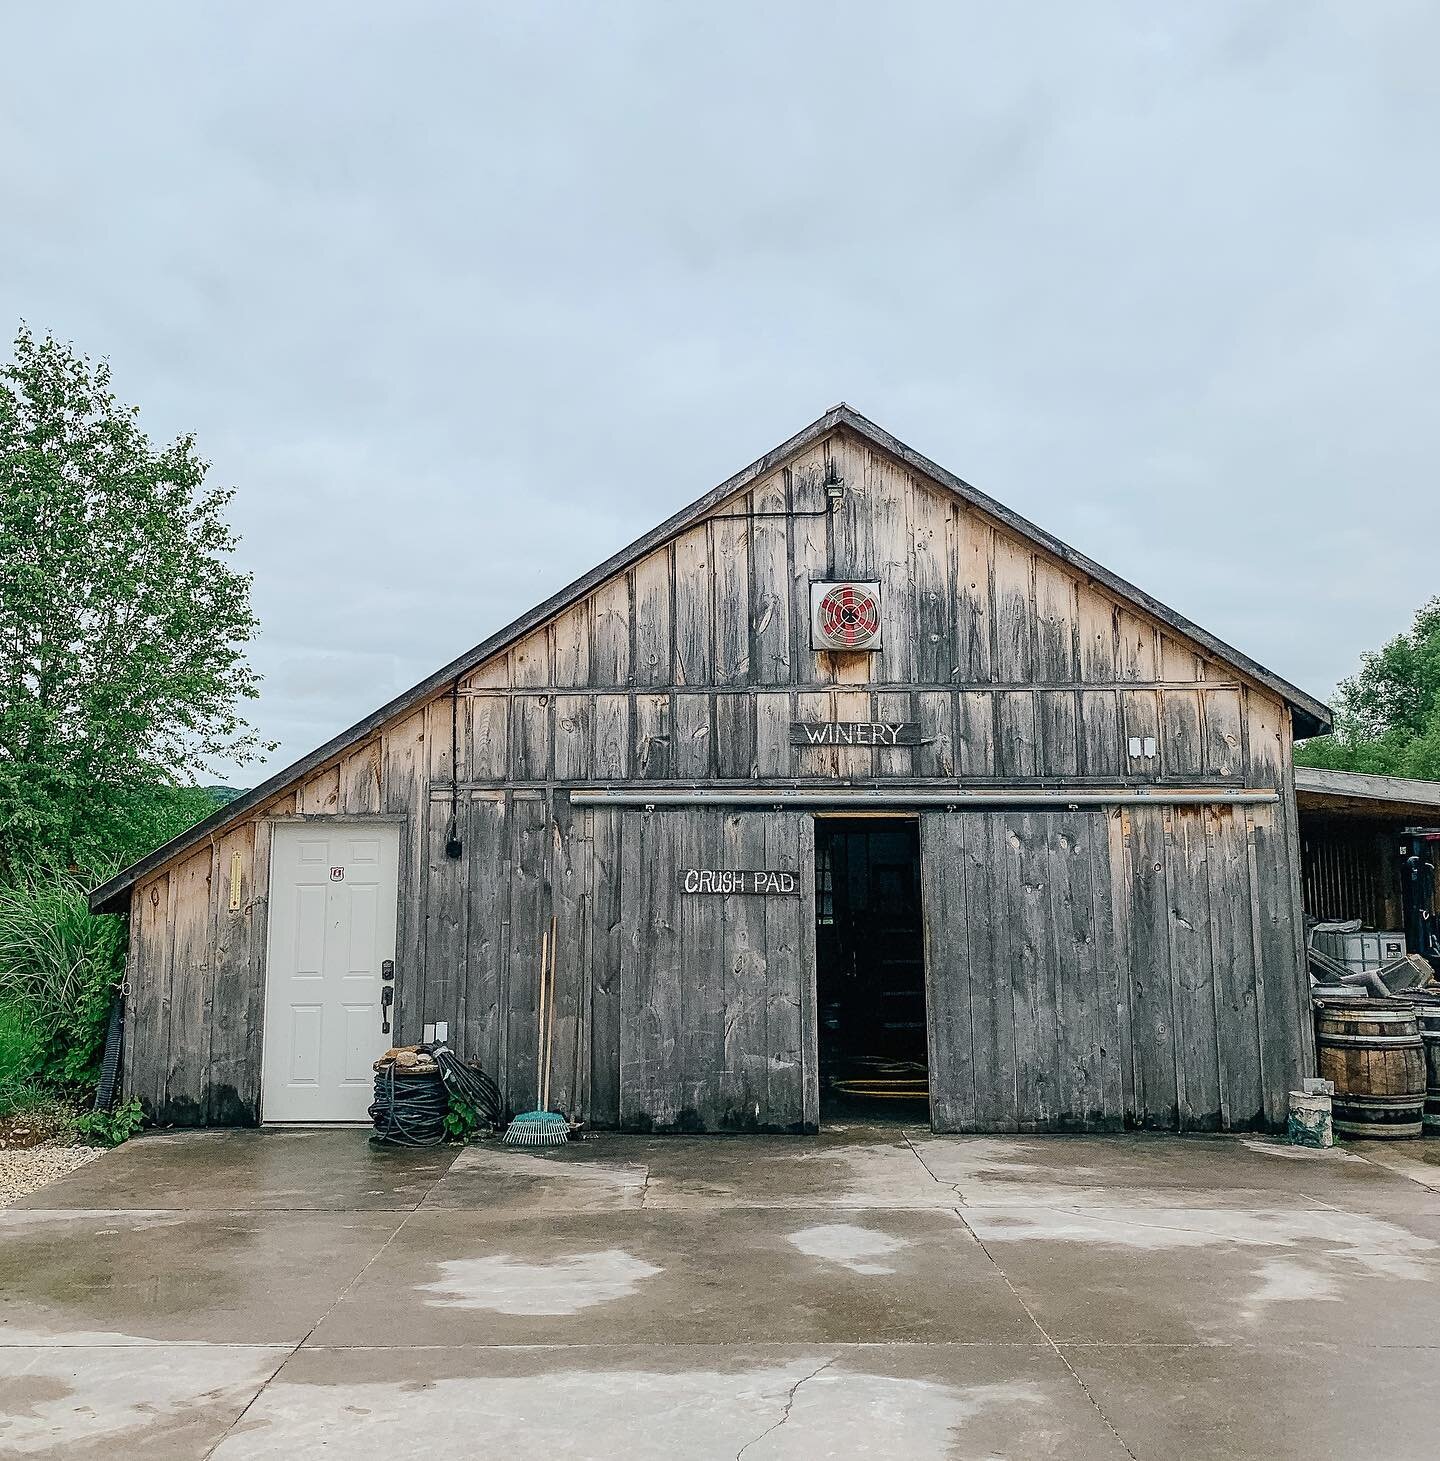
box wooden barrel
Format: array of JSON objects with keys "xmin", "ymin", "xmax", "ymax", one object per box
[
  {"xmin": 1411, "ymin": 1002, "xmax": 1440, "ymax": 1135},
  {"xmin": 1314, "ymin": 1000, "xmax": 1425, "ymax": 1138}
]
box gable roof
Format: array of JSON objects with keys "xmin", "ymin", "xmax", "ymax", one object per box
[{"xmin": 90, "ymin": 404, "xmax": 1332, "ymax": 913}]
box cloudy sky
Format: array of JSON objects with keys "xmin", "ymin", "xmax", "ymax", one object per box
[{"xmin": 4, "ymin": 3, "xmax": 1437, "ymax": 782}]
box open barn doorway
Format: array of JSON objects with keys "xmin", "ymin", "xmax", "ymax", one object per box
[{"xmin": 814, "ymin": 816, "xmax": 930, "ymax": 1123}]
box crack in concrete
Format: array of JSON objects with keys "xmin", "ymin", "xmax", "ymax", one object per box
[
  {"xmin": 734, "ymin": 1355, "xmax": 837, "ymax": 1460},
  {"xmin": 958, "ymin": 1211, "xmax": 1140, "ymax": 1461}
]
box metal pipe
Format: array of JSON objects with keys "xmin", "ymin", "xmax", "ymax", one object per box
[{"xmin": 568, "ymin": 787, "xmax": 1280, "ymax": 809}]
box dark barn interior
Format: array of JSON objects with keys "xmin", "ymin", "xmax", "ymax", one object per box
[{"xmin": 814, "ymin": 816, "xmax": 929, "ymax": 1120}]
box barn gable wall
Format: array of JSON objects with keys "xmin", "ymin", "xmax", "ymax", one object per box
[{"xmin": 123, "ymin": 426, "xmax": 1310, "ymax": 1130}]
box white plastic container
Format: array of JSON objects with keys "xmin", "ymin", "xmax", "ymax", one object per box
[{"xmin": 1311, "ymin": 929, "xmax": 1408, "ymax": 972}]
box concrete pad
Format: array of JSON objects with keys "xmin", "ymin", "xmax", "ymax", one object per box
[
  {"xmin": 636, "ymin": 1127, "xmax": 954, "ymax": 1209},
  {"xmin": 0, "ymin": 1208, "xmax": 401, "ymax": 1345},
  {"xmin": 423, "ymin": 1141, "xmax": 649, "ymax": 1212},
  {"xmin": 964, "ymin": 1203, "xmax": 1440, "ymax": 1344},
  {"xmin": 12, "ymin": 1129, "xmax": 457, "ymax": 1212},
  {"xmin": 211, "ymin": 1343, "xmax": 1129, "ymax": 1460},
  {"xmin": 0, "ymin": 1344, "xmax": 284, "ymax": 1460},
  {"xmin": 1065, "ymin": 1341, "xmax": 1440, "ymax": 1461},
  {"xmin": 310, "ymin": 1205, "xmax": 1035, "ymax": 1347}
]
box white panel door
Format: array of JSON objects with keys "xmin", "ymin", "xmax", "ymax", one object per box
[{"xmin": 261, "ymin": 822, "xmax": 400, "ymax": 1122}]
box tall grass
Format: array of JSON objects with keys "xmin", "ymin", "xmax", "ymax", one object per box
[{"xmin": 0, "ymin": 873, "xmax": 126, "ymax": 1097}]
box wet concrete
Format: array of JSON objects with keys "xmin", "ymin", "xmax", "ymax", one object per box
[{"xmin": 6, "ymin": 1124, "xmax": 1440, "ymax": 1457}]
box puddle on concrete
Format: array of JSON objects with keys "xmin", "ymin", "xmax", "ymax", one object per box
[
  {"xmin": 209, "ymin": 1362, "xmax": 1047, "ymax": 1460},
  {"xmin": 787, "ymin": 1222, "xmax": 908, "ymax": 1274},
  {"xmin": 416, "ymin": 1249, "xmax": 662, "ymax": 1315},
  {"xmin": 0, "ymin": 1344, "xmax": 281, "ymax": 1453}
]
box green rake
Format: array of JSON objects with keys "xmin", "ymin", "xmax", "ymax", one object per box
[{"xmin": 504, "ymin": 916, "xmax": 571, "ymax": 1149}]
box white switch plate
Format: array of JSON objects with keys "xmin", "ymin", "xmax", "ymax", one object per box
[
  {"xmin": 435, "ymin": 1021, "xmax": 449, "ymax": 1042},
  {"xmin": 422, "ymin": 1023, "xmax": 435, "ymax": 1043}
]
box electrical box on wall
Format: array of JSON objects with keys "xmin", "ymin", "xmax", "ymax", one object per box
[{"xmin": 810, "ymin": 581, "xmax": 882, "ymax": 651}]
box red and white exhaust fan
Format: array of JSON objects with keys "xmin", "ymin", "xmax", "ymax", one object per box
[{"xmin": 810, "ymin": 581, "xmax": 883, "ymax": 651}]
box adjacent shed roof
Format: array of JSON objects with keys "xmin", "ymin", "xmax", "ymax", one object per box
[
  {"xmin": 90, "ymin": 404, "xmax": 1333, "ymax": 913},
  {"xmin": 1295, "ymin": 766, "xmax": 1440, "ymax": 819}
]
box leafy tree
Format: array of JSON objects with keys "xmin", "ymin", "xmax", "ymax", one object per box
[
  {"xmin": 0, "ymin": 325, "xmax": 269, "ymax": 877},
  {"xmin": 1295, "ymin": 598, "xmax": 1440, "ymax": 780}
]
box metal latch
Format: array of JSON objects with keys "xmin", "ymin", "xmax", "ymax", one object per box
[{"xmin": 381, "ymin": 986, "xmax": 394, "ymax": 1034}]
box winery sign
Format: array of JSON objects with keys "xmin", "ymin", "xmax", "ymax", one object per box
[
  {"xmin": 790, "ymin": 720, "xmax": 921, "ymax": 747},
  {"xmin": 679, "ymin": 869, "xmax": 801, "ymax": 896}
]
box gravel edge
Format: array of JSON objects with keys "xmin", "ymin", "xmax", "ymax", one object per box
[{"xmin": 0, "ymin": 1139, "xmax": 104, "ymax": 1209}]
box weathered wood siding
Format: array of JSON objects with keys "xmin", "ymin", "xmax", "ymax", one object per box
[
  {"xmin": 122, "ymin": 425, "xmax": 1309, "ymax": 1130},
  {"xmin": 921, "ymin": 805, "xmax": 1310, "ymax": 1133}
]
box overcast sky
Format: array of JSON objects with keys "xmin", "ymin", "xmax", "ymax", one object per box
[{"xmin": 4, "ymin": 3, "xmax": 1437, "ymax": 782}]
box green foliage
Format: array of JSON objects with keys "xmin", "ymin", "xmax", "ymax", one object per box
[
  {"xmin": 1296, "ymin": 598, "xmax": 1440, "ymax": 780},
  {"xmin": 0, "ymin": 324, "xmax": 271, "ymax": 880},
  {"xmin": 73, "ymin": 1097, "xmax": 145, "ymax": 1147},
  {"xmin": 0, "ymin": 873, "xmax": 125, "ymax": 1091},
  {"xmin": 444, "ymin": 1091, "xmax": 483, "ymax": 1142},
  {"xmin": 0, "ymin": 997, "xmax": 49, "ymax": 1116}
]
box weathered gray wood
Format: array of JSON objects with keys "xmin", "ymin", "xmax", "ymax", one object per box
[
  {"xmin": 1121, "ymin": 690, "xmax": 1161, "ymax": 781},
  {"xmin": 786, "ymin": 452, "xmax": 832, "ymax": 688},
  {"xmin": 912, "ymin": 487, "xmax": 955, "ymax": 683},
  {"xmin": 464, "ymin": 793, "xmax": 508, "ymax": 1082},
  {"xmin": 512, "ymin": 695, "xmax": 552, "ymax": 782},
  {"xmin": 719, "ymin": 811, "xmax": 768, "ymax": 1126},
  {"xmin": 163, "ymin": 848, "xmax": 212, "ymax": 1125},
  {"xmin": 955, "ymin": 510, "xmax": 992, "ymax": 681},
  {"xmin": 1162, "ymin": 689, "xmax": 1204, "ymax": 780},
  {"xmin": 996, "ymin": 692, "xmax": 1038, "ymax": 777},
  {"xmin": 206, "ymin": 823, "xmax": 255, "ymax": 1124},
  {"xmin": 765, "ymin": 812, "xmax": 810, "ymax": 1128},
  {"xmin": 1122, "ymin": 806, "xmax": 1179, "ymax": 1128},
  {"xmin": 1206, "ymin": 804, "xmax": 1265, "ymax": 1128},
  {"xmin": 1166, "ymin": 808, "xmax": 1221, "ymax": 1130},
  {"xmin": 992, "ymin": 535, "xmax": 1033, "ymax": 682},
  {"xmin": 1009, "ymin": 813, "xmax": 1062, "ymax": 1129},
  {"xmin": 553, "ymin": 694, "xmax": 592, "ymax": 782},
  {"xmin": 754, "ymin": 692, "xmax": 791, "ymax": 778},
  {"xmin": 1038, "ymin": 690, "xmax": 1079, "ymax": 777},
  {"xmin": 634, "ymin": 693, "xmax": 670, "ymax": 781},
  {"xmin": 587, "ymin": 806, "xmax": 624, "ymax": 1127},
  {"xmin": 673, "ymin": 693, "xmax": 712, "ymax": 779},
  {"xmin": 548, "ymin": 797, "xmax": 587, "ymax": 1117},
  {"xmin": 632, "ymin": 549, "xmax": 672, "ymax": 688},
  {"xmin": 1202, "ymin": 687, "xmax": 1244, "ymax": 780},
  {"xmin": 129, "ymin": 872, "xmax": 172, "ymax": 1120},
  {"xmin": 510, "ymin": 628, "xmax": 551, "ymax": 689},
  {"xmin": 423, "ymin": 792, "xmax": 469, "ymax": 1051},
  {"xmin": 506, "ymin": 793, "xmax": 549, "ymax": 1113},
  {"xmin": 714, "ymin": 693, "xmax": 756, "ymax": 779},
  {"xmin": 873, "ymin": 453, "xmax": 914, "ymax": 684},
  {"xmin": 750, "ymin": 475, "xmax": 792, "ymax": 684},
  {"xmin": 921, "ymin": 814, "xmax": 975, "ymax": 1132},
  {"xmin": 1034, "ymin": 558, "xmax": 1079, "ymax": 682},
  {"xmin": 712, "ymin": 509, "xmax": 750, "ymax": 686},
  {"xmin": 340, "ymin": 741, "xmax": 383, "ymax": 814},
  {"xmin": 955, "ymin": 691, "xmax": 995, "ymax": 776},
  {"xmin": 1050, "ymin": 812, "xmax": 1106, "ymax": 1129},
  {"xmin": 593, "ymin": 694, "xmax": 630, "ymax": 779},
  {"xmin": 916, "ymin": 691, "xmax": 956, "ymax": 779},
  {"xmin": 673, "ymin": 524, "xmax": 712, "ymax": 688},
  {"xmin": 591, "ymin": 576, "xmax": 631, "ymax": 686},
  {"xmin": 469, "ymin": 695, "xmax": 510, "ymax": 782},
  {"xmin": 874, "ymin": 691, "xmax": 914, "ymax": 778},
  {"xmin": 1079, "ymin": 690, "xmax": 1122, "ymax": 779}
]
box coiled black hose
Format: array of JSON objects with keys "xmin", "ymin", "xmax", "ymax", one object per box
[{"xmin": 368, "ymin": 1043, "xmax": 505, "ymax": 1148}]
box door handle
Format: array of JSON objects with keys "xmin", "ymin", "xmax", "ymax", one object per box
[{"xmin": 381, "ymin": 985, "xmax": 394, "ymax": 1034}]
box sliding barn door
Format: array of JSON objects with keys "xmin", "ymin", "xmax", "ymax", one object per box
[
  {"xmin": 920, "ymin": 810, "xmax": 1125, "ymax": 1133},
  {"xmin": 618, "ymin": 807, "xmax": 817, "ymax": 1132}
]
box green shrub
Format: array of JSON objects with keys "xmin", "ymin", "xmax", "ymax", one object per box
[
  {"xmin": 0, "ymin": 874, "xmax": 126, "ymax": 1092},
  {"xmin": 0, "ymin": 998, "xmax": 50, "ymax": 1116},
  {"xmin": 73, "ymin": 1097, "xmax": 145, "ymax": 1147}
]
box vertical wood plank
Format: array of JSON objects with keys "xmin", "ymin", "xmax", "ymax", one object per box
[
  {"xmin": 872, "ymin": 454, "xmax": 914, "ymax": 684},
  {"xmin": 719, "ymin": 810, "xmax": 768, "ymax": 1127},
  {"xmin": 916, "ymin": 691, "xmax": 956, "ymax": 778},
  {"xmin": 553, "ymin": 694, "xmax": 593, "ymax": 782},
  {"xmin": 1167, "ymin": 807, "xmax": 1221, "ymax": 1130},
  {"xmin": 754, "ymin": 691, "xmax": 792, "ymax": 778},
  {"xmin": 593, "ymin": 693, "xmax": 630, "ymax": 779},
  {"xmin": 208, "ymin": 822, "xmax": 256, "ymax": 1124},
  {"xmin": 1078, "ymin": 592, "xmax": 1118, "ymax": 682},
  {"xmin": 511, "ymin": 628, "xmax": 551, "ymax": 689},
  {"xmin": 297, "ymin": 766, "xmax": 339, "ymax": 815},
  {"xmin": 921, "ymin": 813, "xmax": 975, "ymax": 1131},
  {"xmin": 788, "ymin": 450, "xmax": 832, "ymax": 688},
  {"xmin": 1207, "ymin": 805, "xmax": 1265, "ymax": 1129},
  {"xmin": 340, "ymin": 741, "xmax": 382, "ymax": 814},
  {"xmin": 996, "ymin": 691, "xmax": 1038, "ymax": 777},
  {"xmin": 1033, "ymin": 558, "xmax": 1080, "ymax": 682},
  {"xmin": 590, "ymin": 577, "xmax": 631, "ymax": 687},
  {"xmin": 955, "ymin": 692, "xmax": 996, "ymax": 777},
  {"xmin": 1202, "ymin": 687, "xmax": 1244, "ymax": 781},
  {"xmin": 512, "ymin": 694, "xmax": 553, "ymax": 781},
  {"xmin": 955, "ymin": 510, "xmax": 992, "ymax": 681},
  {"xmin": 588, "ymin": 807, "xmax": 624, "ymax": 1126},
  {"xmin": 712, "ymin": 508, "xmax": 751, "ymax": 686},
  {"xmin": 164, "ymin": 848, "xmax": 213, "ymax": 1126},
  {"xmin": 548, "ymin": 797, "xmax": 587, "ymax": 1118},
  {"xmin": 469, "ymin": 695, "xmax": 510, "ymax": 783},
  {"xmin": 550, "ymin": 601, "xmax": 591, "ymax": 688},
  {"xmin": 1161, "ymin": 689, "xmax": 1204, "ymax": 780},
  {"xmin": 673, "ymin": 692, "xmax": 713, "ymax": 779},
  {"xmin": 765, "ymin": 812, "xmax": 809, "ymax": 1128},
  {"xmin": 1123, "ymin": 806, "xmax": 1179, "ymax": 1128},
  {"xmin": 632, "ymin": 548, "xmax": 672, "ymax": 687},
  {"xmin": 506, "ymin": 794, "xmax": 549, "ymax": 1113},
  {"xmin": 1038, "ymin": 690, "xmax": 1080, "ymax": 777},
  {"xmin": 1079, "ymin": 690, "xmax": 1122, "ymax": 779},
  {"xmin": 634, "ymin": 693, "xmax": 671, "ymax": 780},
  {"xmin": 750, "ymin": 473, "xmax": 792, "ymax": 685},
  {"xmin": 383, "ymin": 713, "xmax": 426, "ymax": 1044},
  {"xmin": 991, "ymin": 535, "xmax": 1033, "ymax": 682},
  {"xmin": 673, "ymin": 524, "xmax": 712, "ymax": 687},
  {"xmin": 465, "ymin": 793, "xmax": 509, "ymax": 1083},
  {"xmin": 715, "ymin": 693, "xmax": 757, "ymax": 779},
  {"xmin": 912, "ymin": 488, "xmax": 955, "ymax": 683},
  {"xmin": 424, "ymin": 793, "xmax": 469, "ymax": 1047}
]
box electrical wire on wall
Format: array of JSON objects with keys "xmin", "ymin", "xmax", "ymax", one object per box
[{"xmin": 446, "ymin": 675, "xmax": 462, "ymax": 858}]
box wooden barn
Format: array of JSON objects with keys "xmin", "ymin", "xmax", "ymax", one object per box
[{"xmin": 90, "ymin": 406, "xmax": 1332, "ymax": 1135}]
